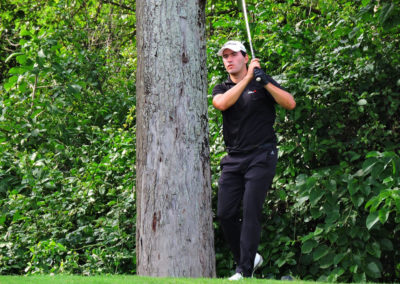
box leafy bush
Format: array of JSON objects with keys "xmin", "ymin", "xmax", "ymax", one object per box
[
  {"xmin": 0, "ymin": 126, "xmax": 136, "ymax": 275},
  {"xmin": 291, "ymin": 151, "xmax": 399, "ymax": 282},
  {"xmin": 1, "ymin": 0, "xmax": 136, "ymax": 275}
]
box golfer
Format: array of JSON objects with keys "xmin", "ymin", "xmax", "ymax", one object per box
[{"xmin": 212, "ymin": 40, "xmax": 296, "ymax": 281}]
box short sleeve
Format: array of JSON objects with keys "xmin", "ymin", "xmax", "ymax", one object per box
[{"xmin": 212, "ymin": 83, "xmax": 227, "ymax": 97}]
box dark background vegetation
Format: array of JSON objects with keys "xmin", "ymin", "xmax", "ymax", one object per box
[{"xmin": 1, "ymin": 0, "xmax": 399, "ymax": 281}]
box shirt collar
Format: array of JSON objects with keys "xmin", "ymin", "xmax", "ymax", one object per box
[{"xmin": 224, "ymin": 75, "xmax": 235, "ymax": 85}]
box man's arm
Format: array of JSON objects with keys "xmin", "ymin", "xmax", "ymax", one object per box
[
  {"xmin": 213, "ymin": 60, "xmax": 259, "ymax": 111},
  {"xmin": 253, "ymin": 63, "xmax": 296, "ymax": 110},
  {"xmin": 212, "ymin": 76, "xmax": 251, "ymax": 111},
  {"xmin": 265, "ymin": 83, "xmax": 296, "ymax": 110}
]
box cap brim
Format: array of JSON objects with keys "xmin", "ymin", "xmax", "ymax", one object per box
[{"xmin": 217, "ymin": 46, "xmax": 242, "ymax": 56}]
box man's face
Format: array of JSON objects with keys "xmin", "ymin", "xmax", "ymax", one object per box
[{"xmin": 222, "ymin": 49, "xmax": 248, "ymax": 75}]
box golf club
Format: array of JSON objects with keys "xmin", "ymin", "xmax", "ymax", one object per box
[{"xmin": 241, "ymin": 0, "xmax": 262, "ymax": 82}]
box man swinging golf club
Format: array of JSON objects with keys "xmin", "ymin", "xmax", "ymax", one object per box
[{"xmin": 212, "ymin": 39, "xmax": 296, "ymax": 281}]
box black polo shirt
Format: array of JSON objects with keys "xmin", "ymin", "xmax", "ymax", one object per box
[{"xmin": 212, "ymin": 75, "xmax": 283, "ymax": 153}]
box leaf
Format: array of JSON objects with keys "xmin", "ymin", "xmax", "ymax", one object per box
[
  {"xmin": 351, "ymin": 195, "xmax": 364, "ymax": 208},
  {"xmin": 301, "ymin": 239, "xmax": 317, "ymax": 254},
  {"xmin": 8, "ymin": 68, "xmax": 23, "ymax": 75},
  {"xmin": 350, "ymin": 264, "xmax": 358, "ymax": 273},
  {"xmin": 366, "ymin": 151, "xmax": 381, "ymax": 158},
  {"xmin": 353, "ymin": 272, "xmax": 366, "ymax": 282},
  {"xmin": 380, "ymin": 238, "xmax": 393, "ymax": 251},
  {"xmin": 366, "ymin": 262, "xmax": 381, "ymax": 279},
  {"xmin": 275, "ymin": 257, "xmax": 286, "ymax": 268},
  {"xmin": 296, "ymin": 174, "xmax": 307, "ymax": 187},
  {"xmin": 314, "ymin": 227, "xmax": 323, "ymax": 236},
  {"xmin": 366, "ymin": 242, "xmax": 381, "ymax": 258},
  {"xmin": 383, "ymin": 176, "xmax": 393, "ymax": 184},
  {"xmin": 334, "ymin": 253, "xmax": 346, "ymax": 265},
  {"xmin": 329, "ymin": 268, "xmax": 345, "ymax": 281},
  {"xmin": 306, "ymin": 176, "xmax": 317, "ymax": 189},
  {"xmin": 326, "ymin": 212, "xmax": 339, "ymax": 224},
  {"xmin": 327, "ymin": 179, "xmax": 337, "ymax": 191},
  {"xmin": 348, "ymin": 181, "xmax": 359, "ymax": 195},
  {"xmin": 0, "ymin": 215, "xmax": 6, "ymax": 225},
  {"xmin": 350, "ymin": 152, "xmax": 361, "ymax": 162},
  {"xmin": 310, "ymin": 207, "xmax": 322, "ymax": 219},
  {"xmin": 5, "ymin": 52, "xmax": 24, "ymax": 63},
  {"xmin": 278, "ymin": 189, "xmax": 287, "ymax": 200},
  {"xmin": 355, "ymin": 159, "xmax": 377, "ymax": 177},
  {"xmin": 362, "ymin": 0, "xmax": 371, "ymax": 6},
  {"xmin": 310, "ymin": 188, "xmax": 324, "ymax": 206},
  {"xmin": 301, "ymin": 232, "xmax": 315, "ymax": 242},
  {"xmin": 38, "ymin": 49, "xmax": 46, "ymax": 58},
  {"xmin": 16, "ymin": 54, "xmax": 27, "ymax": 65},
  {"xmin": 12, "ymin": 211, "xmax": 22, "ymax": 222},
  {"xmin": 378, "ymin": 207, "xmax": 390, "ymax": 224},
  {"xmin": 349, "ymin": 27, "xmax": 360, "ymax": 39},
  {"xmin": 19, "ymin": 81, "xmax": 28, "ymax": 93},
  {"xmin": 379, "ymin": 3, "xmax": 394, "ymax": 25},
  {"xmin": 313, "ymin": 245, "xmax": 329, "ymax": 261},
  {"xmin": 297, "ymin": 195, "xmax": 309, "ymax": 205},
  {"xmin": 67, "ymin": 84, "xmax": 82, "ymax": 95},
  {"xmin": 319, "ymin": 253, "xmax": 334, "ymax": 269},
  {"xmin": 4, "ymin": 79, "xmax": 17, "ymax": 91},
  {"xmin": 361, "ymin": 184, "xmax": 371, "ymax": 196},
  {"xmin": 366, "ymin": 211, "xmax": 379, "ymax": 230},
  {"xmin": 357, "ymin": 99, "xmax": 367, "ymax": 106}
]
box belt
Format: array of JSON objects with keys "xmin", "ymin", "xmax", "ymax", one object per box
[{"xmin": 227, "ymin": 142, "xmax": 276, "ymax": 154}]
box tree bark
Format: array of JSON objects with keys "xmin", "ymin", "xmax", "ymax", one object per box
[{"xmin": 136, "ymin": 0, "xmax": 215, "ymax": 278}]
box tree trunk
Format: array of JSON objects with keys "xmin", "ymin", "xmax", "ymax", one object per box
[{"xmin": 136, "ymin": 0, "xmax": 215, "ymax": 278}]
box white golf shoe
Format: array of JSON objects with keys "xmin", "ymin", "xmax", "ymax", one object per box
[
  {"xmin": 228, "ymin": 253, "xmax": 263, "ymax": 280},
  {"xmin": 228, "ymin": 272, "xmax": 244, "ymax": 281},
  {"xmin": 252, "ymin": 253, "xmax": 263, "ymax": 276}
]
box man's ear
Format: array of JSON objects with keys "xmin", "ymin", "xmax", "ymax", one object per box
[{"xmin": 245, "ymin": 53, "xmax": 250, "ymax": 64}]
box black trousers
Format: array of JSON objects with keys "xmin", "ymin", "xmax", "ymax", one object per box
[{"xmin": 217, "ymin": 144, "xmax": 277, "ymax": 277}]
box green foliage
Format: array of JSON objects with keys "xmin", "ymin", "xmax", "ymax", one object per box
[
  {"xmin": 1, "ymin": 0, "xmax": 136, "ymax": 275},
  {"xmin": 1, "ymin": 0, "xmax": 399, "ymax": 281},
  {"xmin": 288, "ymin": 151, "xmax": 399, "ymax": 282}
]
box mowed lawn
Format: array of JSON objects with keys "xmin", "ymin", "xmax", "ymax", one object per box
[{"xmin": 0, "ymin": 275, "xmax": 314, "ymax": 284}]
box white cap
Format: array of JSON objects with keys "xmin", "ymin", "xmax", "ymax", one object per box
[{"xmin": 217, "ymin": 40, "xmax": 246, "ymax": 56}]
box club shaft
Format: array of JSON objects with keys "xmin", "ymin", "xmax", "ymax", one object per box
[{"xmin": 241, "ymin": 0, "xmax": 255, "ymax": 59}]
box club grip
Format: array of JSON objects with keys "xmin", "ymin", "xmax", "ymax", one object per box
[{"xmin": 254, "ymin": 67, "xmax": 262, "ymax": 82}]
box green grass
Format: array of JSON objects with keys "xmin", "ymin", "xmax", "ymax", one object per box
[{"xmin": 0, "ymin": 275, "xmax": 312, "ymax": 284}]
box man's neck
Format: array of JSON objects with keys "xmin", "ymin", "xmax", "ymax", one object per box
[{"xmin": 229, "ymin": 68, "xmax": 248, "ymax": 84}]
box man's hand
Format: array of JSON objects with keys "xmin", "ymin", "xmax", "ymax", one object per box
[
  {"xmin": 246, "ymin": 58, "xmax": 261, "ymax": 80},
  {"xmin": 254, "ymin": 68, "xmax": 270, "ymax": 86},
  {"xmin": 247, "ymin": 59, "xmax": 270, "ymax": 86}
]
